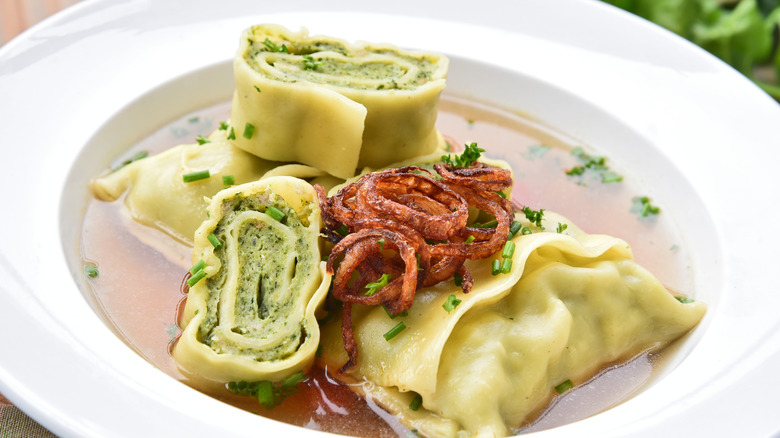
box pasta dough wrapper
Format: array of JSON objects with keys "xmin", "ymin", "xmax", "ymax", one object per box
[
  {"xmin": 90, "ymin": 129, "xmax": 332, "ymax": 245},
  {"xmin": 320, "ymin": 211, "xmax": 705, "ymax": 437},
  {"xmin": 230, "ymin": 24, "xmax": 448, "ymax": 179},
  {"xmin": 173, "ymin": 176, "xmax": 330, "ymax": 385}
]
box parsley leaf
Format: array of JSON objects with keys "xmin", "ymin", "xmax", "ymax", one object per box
[{"xmin": 441, "ymin": 142, "xmax": 485, "ymax": 168}]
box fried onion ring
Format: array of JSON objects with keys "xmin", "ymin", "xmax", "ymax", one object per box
[{"xmin": 316, "ymin": 161, "xmax": 515, "ymax": 372}]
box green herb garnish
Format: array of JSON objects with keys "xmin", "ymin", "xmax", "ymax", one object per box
[
  {"xmin": 409, "ymin": 393, "xmax": 423, "ymax": 411},
  {"xmin": 501, "ymin": 240, "xmax": 516, "ymax": 259},
  {"xmin": 442, "ymin": 294, "xmax": 462, "ymax": 313},
  {"xmin": 555, "ymin": 379, "xmax": 574, "ymax": 394},
  {"xmin": 222, "ymin": 175, "xmax": 235, "ymax": 186},
  {"xmin": 84, "ymin": 264, "xmax": 99, "ymax": 279},
  {"xmin": 262, "ymin": 38, "xmax": 290, "ymax": 53},
  {"xmin": 187, "ymin": 269, "xmax": 207, "ymax": 287},
  {"xmin": 196, "ymin": 135, "xmax": 210, "ymax": 145},
  {"xmin": 382, "ymin": 305, "xmax": 408, "ymax": 319},
  {"xmin": 219, "ymin": 121, "xmax": 229, "ymax": 131},
  {"xmin": 302, "ymin": 54, "xmax": 322, "ymax": 70},
  {"xmin": 227, "ymin": 127, "xmax": 236, "ymax": 140},
  {"xmin": 521, "ymin": 206, "xmax": 545, "ymax": 229},
  {"xmin": 631, "ymin": 196, "xmax": 661, "ymax": 218},
  {"xmin": 182, "ymin": 169, "xmax": 210, "ymax": 183},
  {"xmin": 207, "ymin": 233, "xmax": 222, "ymax": 249},
  {"xmin": 266, "ymin": 205, "xmax": 286, "ymax": 222},
  {"xmin": 365, "ymin": 273, "xmax": 392, "ymax": 296},
  {"xmin": 243, "ymin": 122, "xmax": 255, "ymax": 139},
  {"xmin": 384, "ymin": 321, "xmax": 407, "ymax": 341},
  {"xmin": 441, "ymin": 142, "xmax": 484, "ymax": 168},
  {"xmin": 556, "ymin": 223, "xmax": 568, "ymax": 233},
  {"xmin": 675, "ymin": 296, "xmax": 695, "ymax": 304},
  {"xmin": 189, "ymin": 259, "xmax": 206, "ymax": 275}
]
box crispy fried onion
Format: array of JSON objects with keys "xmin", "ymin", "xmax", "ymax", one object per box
[{"xmin": 316, "ymin": 163, "xmax": 514, "ymax": 373}]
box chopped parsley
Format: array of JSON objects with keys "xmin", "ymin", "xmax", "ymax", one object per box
[
  {"xmin": 365, "ymin": 273, "xmax": 392, "ymax": 296},
  {"xmin": 442, "ymin": 294, "xmax": 462, "ymax": 313},
  {"xmin": 262, "ymin": 38, "xmax": 290, "ymax": 53},
  {"xmin": 243, "ymin": 122, "xmax": 256, "ymax": 139},
  {"xmin": 218, "ymin": 121, "xmax": 229, "ymax": 131},
  {"xmin": 441, "ymin": 142, "xmax": 484, "ymax": 168},
  {"xmin": 227, "ymin": 127, "xmax": 236, "ymax": 140},
  {"xmin": 521, "ymin": 206, "xmax": 545, "ymax": 229},
  {"xmin": 302, "ymin": 54, "xmax": 322, "ymax": 70},
  {"xmin": 566, "ymin": 146, "xmax": 623, "ymax": 184},
  {"xmin": 196, "ymin": 135, "xmax": 210, "ymax": 145}
]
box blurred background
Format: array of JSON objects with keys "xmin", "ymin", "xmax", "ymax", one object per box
[{"xmin": 1, "ymin": 0, "xmax": 80, "ymax": 45}]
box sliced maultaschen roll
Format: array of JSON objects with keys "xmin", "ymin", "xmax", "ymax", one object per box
[
  {"xmin": 230, "ymin": 24, "xmax": 448, "ymax": 179},
  {"xmin": 173, "ymin": 176, "xmax": 330, "ymax": 387}
]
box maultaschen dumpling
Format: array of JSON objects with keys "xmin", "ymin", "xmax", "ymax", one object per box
[
  {"xmin": 318, "ymin": 210, "xmax": 706, "ymax": 437},
  {"xmin": 173, "ymin": 176, "xmax": 330, "ymax": 386},
  {"xmin": 230, "ymin": 24, "xmax": 448, "ymax": 179}
]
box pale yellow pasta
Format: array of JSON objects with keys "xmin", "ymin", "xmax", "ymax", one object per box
[
  {"xmin": 173, "ymin": 177, "xmax": 329, "ymax": 386},
  {"xmin": 319, "ymin": 211, "xmax": 705, "ymax": 437},
  {"xmin": 230, "ymin": 24, "xmax": 448, "ymax": 179},
  {"xmin": 90, "ymin": 130, "xmax": 329, "ymax": 245}
]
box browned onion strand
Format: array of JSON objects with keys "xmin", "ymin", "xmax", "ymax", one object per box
[{"xmin": 315, "ymin": 161, "xmax": 515, "ymax": 372}]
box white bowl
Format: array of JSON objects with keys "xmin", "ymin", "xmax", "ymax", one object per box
[{"xmin": 1, "ymin": 0, "xmax": 779, "ymax": 436}]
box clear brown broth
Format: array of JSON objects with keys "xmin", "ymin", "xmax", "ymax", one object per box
[{"xmin": 80, "ymin": 94, "xmax": 693, "ymax": 436}]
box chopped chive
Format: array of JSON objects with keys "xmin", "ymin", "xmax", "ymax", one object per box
[
  {"xmin": 256, "ymin": 381, "xmax": 274, "ymax": 408},
  {"xmin": 521, "ymin": 227, "xmax": 532, "ymax": 235},
  {"xmin": 281, "ymin": 371, "xmax": 306, "ymax": 387},
  {"xmin": 495, "ymin": 191, "xmax": 507, "ymax": 199},
  {"xmin": 316, "ymin": 344, "xmax": 323, "ymax": 357},
  {"xmin": 502, "ymin": 241, "xmax": 515, "ymax": 259},
  {"xmin": 491, "ymin": 259, "xmax": 501, "ymax": 276},
  {"xmin": 243, "ymin": 122, "xmax": 255, "ymax": 139},
  {"xmin": 442, "ymin": 294, "xmax": 462, "ymax": 313},
  {"xmin": 266, "ymin": 205, "xmax": 286, "ymax": 222},
  {"xmin": 189, "ymin": 259, "xmax": 206, "ymax": 275},
  {"xmin": 675, "ymin": 296, "xmax": 695, "ymax": 304},
  {"xmin": 453, "ymin": 272, "xmax": 463, "ymax": 287},
  {"xmin": 465, "ymin": 235, "xmax": 475, "ymax": 244},
  {"xmin": 474, "ymin": 220, "xmax": 498, "ymax": 228},
  {"xmin": 196, "ymin": 135, "xmax": 210, "ymax": 145},
  {"xmin": 409, "ymin": 393, "xmax": 423, "ymax": 411},
  {"xmin": 521, "ymin": 206, "xmax": 545, "ymax": 229},
  {"xmin": 377, "ymin": 238, "xmax": 385, "ymax": 251},
  {"xmin": 508, "ymin": 220, "xmax": 522, "ymax": 238},
  {"xmin": 336, "ymin": 224, "xmax": 349, "ymax": 237},
  {"xmin": 182, "ymin": 169, "xmax": 210, "ymax": 183},
  {"xmin": 556, "ymin": 223, "xmax": 568, "ymax": 233},
  {"xmin": 555, "ymin": 379, "xmax": 574, "ymax": 394},
  {"xmin": 219, "ymin": 121, "xmax": 229, "ymax": 131},
  {"xmin": 187, "ymin": 269, "xmax": 207, "ymax": 287},
  {"xmin": 84, "ymin": 264, "xmax": 99, "ymax": 278},
  {"xmin": 382, "ymin": 305, "xmax": 408, "ymax": 319},
  {"xmin": 365, "ymin": 273, "xmax": 392, "ymax": 296},
  {"xmin": 383, "ymin": 321, "xmax": 406, "ymax": 341},
  {"xmin": 500, "ymin": 258, "xmax": 513, "ymax": 274},
  {"xmin": 254, "ymin": 85, "xmax": 262, "ymax": 93},
  {"xmin": 227, "ymin": 127, "xmax": 236, "ymax": 140},
  {"xmin": 222, "ymin": 175, "xmax": 235, "ymax": 186},
  {"xmin": 207, "ymin": 233, "xmax": 222, "ymax": 249}
]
